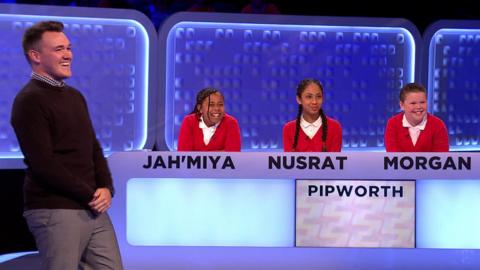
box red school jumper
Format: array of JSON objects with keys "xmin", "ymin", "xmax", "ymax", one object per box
[
  {"xmin": 283, "ymin": 117, "xmax": 342, "ymax": 152},
  {"xmin": 384, "ymin": 113, "xmax": 449, "ymax": 152},
  {"xmin": 178, "ymin": 113, "xmax": 241, "ymax": 151}
]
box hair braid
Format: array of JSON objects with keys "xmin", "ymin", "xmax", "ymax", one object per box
[
  {"xmin": 319, "ymin": 109, "xmax": 328, "ymax": 152},
  {"xmin": 292, "ymin": 104, "xmax": 303, "ymax": 151}
]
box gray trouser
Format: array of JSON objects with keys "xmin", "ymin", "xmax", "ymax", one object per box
[{"xmin": 24, "ymin": 209, "xmax": 124, "ymax": 270}]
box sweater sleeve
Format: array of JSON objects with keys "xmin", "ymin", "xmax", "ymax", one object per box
[
  {"xmin": 92, "ymin": 137, "xmax": 114, "ymax": 194},
  {"xmin": 178, "ymin": 115, "xmax": 194, "ymax": 151},
  {"xmin": 384, "ymin": 117, "xmax": 401, "ymax": 152},
  {"xmin": 431, "ymin": 118, "xmax": 450, "ymax": 152},
  {"xmin": 283, "ymin": 122, "xmax": 294, "ymax": 152},
  {"xmin": 223, "ymin": 116, "xmax": 241, "ymax": 151},
  {"xmin": 79, "ymin": 94, "xmax": 114, "ymax": 196},
  {"xmin": 329, "ymin": 119, "xmax": 343, "ymax": 152},
  {"xmin": 11, "ymin": 94, "xmax": 95, "ymax": 206}
]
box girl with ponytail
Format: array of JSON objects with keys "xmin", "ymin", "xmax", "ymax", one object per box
[
  {"xmin": 178, "ymin": 87, "xmax": 241, "ymax": 151},
  {"xmin": 283, "ymin": 79, "xmax": 342, "ymax": 152}
]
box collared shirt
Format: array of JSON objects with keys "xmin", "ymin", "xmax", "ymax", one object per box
[
  {"xmin": 199, "ymin": 116, "xmax": 220, "ymax": 145},
  {"xmin": 31, "ymin": 72, "xmax": 65, "ymax": 87},
  {"xmin": 402, "ymin": 114, "xmax": 427, "ymax": 146},
  {"xmin": 300, "ymin": 115, "xmax": 322, "ymax": 139}
]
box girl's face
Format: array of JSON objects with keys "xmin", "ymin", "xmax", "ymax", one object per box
[
  {"xmin": 197, "ymin": 92, "xmax": 224, "ymax": 126},
  {"xmin": 297, "ymin": 83, "xmax": 323, "ymax": 122},
  {"xmin": 400, "ymin": 91, "xmax": 427, "ymax": 126}
]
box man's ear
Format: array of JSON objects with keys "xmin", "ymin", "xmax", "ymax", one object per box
[{"xmin": 28, "ymin": 50, "xmax": 40, "ymax": 64}]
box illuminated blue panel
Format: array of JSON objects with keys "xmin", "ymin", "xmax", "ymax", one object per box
[
  {"xmin": 0, "ymin": 251, "xmax": 38, "ymax": 263},
  {"xmin": 425, "ymin": 22, "xmax": 480, "ymax": 151},
  {"xmin": 126, "ymin": 178, "xmax": 295, "ymax": 246},
  {"xmin": 416, "ymin": 180, "xmax": 480, "ymax": 248},
  {"xmin": 0, "ymin": 4, "xmax": 155, "ymax": 163},
  {"xmin": 160, "ymin": 13, "xmax": 419, "ymax": 151}
]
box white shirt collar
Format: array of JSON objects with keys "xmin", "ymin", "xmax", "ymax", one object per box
[
  {"xmin": 300, "ymin": 115, "xmax": 322, "ymax": 128},
  {"xmin": 300, "ymin": 115, "xmax": 322, "ymax": 139},
  {"xmin": 199, "ymin": 116, "xmax": 220, "ymax": 145},
  {"xmin": 199, "ymin": 116, "xmax": 220, "ymax": 129},
  {"xmin": 402, "ymin": 114, "xmax": 427, "ymax": 146},
  {"xmin": 402, "ymin": 114, "xmax": 427, "ymax": 130},
  {"xmin": 31, "ymin": 72, "xmax": 65, "ymax": 87}
]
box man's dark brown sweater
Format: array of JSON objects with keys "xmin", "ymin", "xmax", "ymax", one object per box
[{"xmin": 11, "ymin": 79, "xmax": 113, "ymax": 210}]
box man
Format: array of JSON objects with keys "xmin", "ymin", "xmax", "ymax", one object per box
[{"xmin": 11, "ymin": 21, "xmax": 123, "ymax": 269}]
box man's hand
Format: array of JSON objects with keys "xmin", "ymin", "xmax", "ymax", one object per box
[{"xmin": 89, "ymin": 187, "xmax": 112, "ymax": 214}]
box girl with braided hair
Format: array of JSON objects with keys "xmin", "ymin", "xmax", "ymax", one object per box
[
  {"xmin": 283, "ymin": 79, "xmax": 342, "ymax": 152},
  {"xmin": 178, "ymin": 87, "xmax": 241, "ymax": 151}
]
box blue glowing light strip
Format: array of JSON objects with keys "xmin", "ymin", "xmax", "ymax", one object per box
[{"xmin": 0, "ymin": 251, "xmax": 38, "ymax": 264}]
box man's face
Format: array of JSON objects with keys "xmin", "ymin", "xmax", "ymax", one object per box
[{"xmin": 31, "ymin": 31, "xmax": 72, "ymax": 80}]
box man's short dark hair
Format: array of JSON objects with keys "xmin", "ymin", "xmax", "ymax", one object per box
[{"xmin": 22, "ymin": 21, "xmax": 64, "ymax": 63}]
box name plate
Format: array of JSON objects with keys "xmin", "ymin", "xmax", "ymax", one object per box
[
  {"xmin": 112, "ymin": 151, "xmax": 479, "ymax": 179},
  {"xmin": 296, "ymin": 179, "xmax": 415, "ymax": 248}
]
